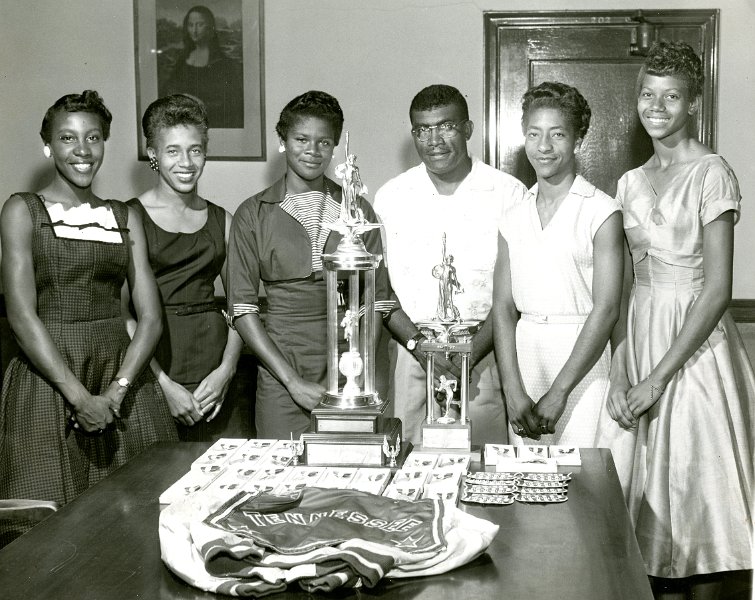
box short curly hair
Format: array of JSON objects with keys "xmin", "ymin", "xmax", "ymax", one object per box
[
  {"xmin": 639, "ymin": 40, "xmax": 704, "ymax": 99},
  {"xmin": 410, "ymin": 84, "xmax": 469, "ymax": 121},
  {"xmin": 40, "ymin": 90, "xmax": 112, "ymax": 143},
  {"xmin": 142, "ymin": 94, "xmax": 209, "ymax": 149},
  {"xmin": 521, "ymin": 81, "xmax": 591, "ymax": 139},
  {"xmin": 275, "ymin": 90, "xmax": 344, "ymax": 144}
]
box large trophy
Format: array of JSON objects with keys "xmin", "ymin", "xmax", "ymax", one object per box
[
  {"xmin": 415, "ymin": 234, "xmax": 479, "ymax": 456},
  {"xmin": 301, "ymin": 134, "xmax": 402, "ymax": 467}
]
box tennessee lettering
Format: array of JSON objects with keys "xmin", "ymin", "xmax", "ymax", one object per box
[{"xmin": 242, "ymin": 510, "xmax": 422, "ymax": 533}]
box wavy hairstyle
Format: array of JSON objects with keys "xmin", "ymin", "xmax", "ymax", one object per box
[
  {"xmin": 639, "ymin": 40, "xmax": 704, "ymax": 99},
  {"xmin": 521, "ymin": 81, "xmax": 591, "ymax": 139}
]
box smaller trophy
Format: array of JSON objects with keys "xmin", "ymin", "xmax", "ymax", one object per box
[
  {"xmin": 290, "ymin": 434, "xmax": 305, "ymax": 466},
  {"xmin": 382, "ymin": 434, "xmax": 401, "ymax": 468},
  {"xmin": 415, "ymin": 234, "xmax": 479, "ymax": 454}
]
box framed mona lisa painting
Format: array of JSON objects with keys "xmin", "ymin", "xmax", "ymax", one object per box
[{"xmin": 134, "ymin": 0, "xmax": 265, "ymax": 160}]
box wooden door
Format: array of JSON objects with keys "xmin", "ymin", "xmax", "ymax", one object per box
[{"xmin": 484, "ymin": 10, "xmax": 718, "ymax": 195}]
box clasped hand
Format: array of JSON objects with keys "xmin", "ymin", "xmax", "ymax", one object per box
[
  {"xmin": 70, "ymin": 391, "xmax": 118, "ymax": 433},
  {"xmin": 607, "ymin": 376, "xmax": 664, "ymax": 430},
  {"xmin": 507, "ymin": 389, "xmax": 567, "ymax": 439}
]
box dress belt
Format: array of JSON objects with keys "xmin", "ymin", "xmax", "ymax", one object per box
[
  {"xmin": 165, "ymin": 301, "xmax": 219, "ymax": 316},
  {"xmin": 520, "ymin": 313, "xmax": 588, "ymax": 324}
]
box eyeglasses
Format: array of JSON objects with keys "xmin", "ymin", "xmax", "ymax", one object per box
[{"xmin": 410, "ymin": 120, "xmax": 467, "ymax": 142}]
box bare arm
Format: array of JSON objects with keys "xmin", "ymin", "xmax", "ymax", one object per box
[
  {"xmin": 1, "ymin": 195, "xmax": 112, "ymax": 431},
  {"xmin": 234, "ymin": 312, "xmax": 324, "ymax": 410},
  {"xmin": 492, "ymin": 233, "xmax": 540, "ymax": 438},
  {"xmin": 534, "ymin": 212, "xmax": 624, "ymax": 432},
  {"xmin": 115, "ymin": 206, "xmax": 166, "ymax": 399},
  {"xmin": 194, "ymin": 210, "xmax": 244, "ymax": 420},
  {"xmin": 469, "ymin": 316, "xmax": 493, "ymax": 369},
  {"xmin": 626, "ymin": 212, "xmax": 735, "ymax": 416},
  {"xmin": 606, "ymin": 238, "xmax": 637, "ymax": 429}
]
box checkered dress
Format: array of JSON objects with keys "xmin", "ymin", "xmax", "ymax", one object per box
[{"xmin": 0, "ymin": 194, "xmax": 177, "ymax": 541}]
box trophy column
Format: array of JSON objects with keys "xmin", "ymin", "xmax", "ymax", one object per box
[{"xmin": 300, "ymin": 134, "xmax": 402, "ymax": 467}]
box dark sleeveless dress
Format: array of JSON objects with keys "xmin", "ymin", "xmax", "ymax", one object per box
[
  {"xmin": 127, "ymin": 200, "xmax": 228, "ymax": 441},
  {"xmin": 0, "ymin": 194, "xmax": 177, "ymax": 538}
]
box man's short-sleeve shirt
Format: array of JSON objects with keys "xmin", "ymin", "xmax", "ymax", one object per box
[{"xmin": 374, "ymin": 157, "xmax": 527, "ymax": 322}]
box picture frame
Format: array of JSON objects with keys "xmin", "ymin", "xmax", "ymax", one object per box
[{"xmin": 133, "ymin": 0, "xmax": 265, "ymax": 160}]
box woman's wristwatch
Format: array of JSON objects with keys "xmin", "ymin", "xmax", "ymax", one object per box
[
  {"xmin": 405, "ymin": 332, "xmax": 426, "ymax": 352},
  {"xmin": 112, "ymin": 377, "xmax": 131, "ymax": 391}
]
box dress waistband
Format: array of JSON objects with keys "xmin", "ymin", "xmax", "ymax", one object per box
[
  {"xmin": 520, "ymin": 313, "xmax": 588, "ymax": 324},
  {"xmin": 634, "ymin": 256, "xmax": 704, "ymax": 290},
  {"xmin": 164, "ymin": 301, "xmax": 219, "ymax": 316}
]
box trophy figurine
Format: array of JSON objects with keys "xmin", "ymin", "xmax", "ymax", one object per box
[{"xmin": 415, "ymin": 234, "xmax": 479, "ymax": 453}]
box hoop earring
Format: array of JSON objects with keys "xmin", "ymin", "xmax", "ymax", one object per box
[
  {"xmin": 148, "ymin": 156, "xmax": 159, "ymax": 172},
  {"xmin": 43, "ymin": 146, "xmax": 51, "ymax": 159}
]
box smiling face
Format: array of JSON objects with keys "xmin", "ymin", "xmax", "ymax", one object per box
[
  {"xmin": 149, "ymin": 124, "xmax": 206, "ymax": 195},
  {"xmin": 637, "ymin": 73, "xmax": 697, "ymax": 145},
  {"xmin": 282, "ymin": 116, "xmax": 336, "ymax": 192},
  {"xmin": 46, "ymin": 111, "xmax": 105, "ymax": 190},
  {"xmin": 523, "ymin": 107, "xmax": 580, "ymax": 184},
  {"xmin": 410, "ymin": 103, "xmax": 473, "ymax": 183}
]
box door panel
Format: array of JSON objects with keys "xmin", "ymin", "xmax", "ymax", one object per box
[{"xmin": 485, "ymin": 11, "xmax": 718, "ymax": 195}]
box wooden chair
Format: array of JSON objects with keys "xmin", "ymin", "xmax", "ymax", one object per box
[
  {"xmin": 0, "ymin": 500, "xmax": 59, "ymax": 548},
  {"xmin": 0, "ymin": 499, "xmax": 60, "ymax": 523}
]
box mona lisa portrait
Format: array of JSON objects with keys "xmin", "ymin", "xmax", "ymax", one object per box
[
  {"xmin": 135, "ymin": 0, "xmax": 265, "ymax": 159},
  {"xmin": 158, "ymin": 3, "xmax": 244, "ymax": 128}
]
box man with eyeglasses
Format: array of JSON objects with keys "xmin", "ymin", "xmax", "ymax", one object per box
[{"xmin": 377, "ymin": 84, "xmax": 528, "ymax": 449}]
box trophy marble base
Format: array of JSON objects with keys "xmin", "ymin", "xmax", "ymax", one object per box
[
  {"xmin": 311, "ymin": 398, "xmax": 388, "ymax": 434},
  {"xmin": 301, "ymin": 418, "xmax": 404, "ymax": 467},
  {"xmin": 420, "ymin": 422, "xmax": 481, "ymax": 461}
]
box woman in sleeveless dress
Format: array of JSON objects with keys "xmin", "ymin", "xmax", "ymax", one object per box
[
  {"xmin": 226, "ymin": 91, "xmax": 394, "ymax": 439},
  {"xmin": 603, "ymin": 42, "xmax": 754, "ymax": 599},
  {"xmin": 492, "ymin": 82, "xmax": 624, "ymax": 445},
  {"xmin": 125, "ymin": 95, "xmax": 243, "ymax": 442},
  {"xmin": 0, "ymin": 91, "xmax": 176, "ymax": 543}
]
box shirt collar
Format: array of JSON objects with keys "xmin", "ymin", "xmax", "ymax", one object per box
[
  {"xmin": 259, "ymin": 176, "xmax": 340, "ymax": 204},
  {"xmin": 526, "ymin": 174, "xmax": 597, "ymax": 200}
]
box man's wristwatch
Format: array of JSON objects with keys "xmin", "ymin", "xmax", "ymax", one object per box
[
  {"xmin": 113, "ymin": 377, "xmax": 131, "ymax": 390},
  {"xmin": 405, "ymin": 332, "xmax": 426, "ymax": 352}
]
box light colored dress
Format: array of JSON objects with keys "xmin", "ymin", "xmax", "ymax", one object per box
[
  {"xmin": 612, "ymin": 154, "xmax": 754, "ymax": 578},
  {"xmin": 499, "ymin": 175, "xmax": 620, "ymax": 446}
]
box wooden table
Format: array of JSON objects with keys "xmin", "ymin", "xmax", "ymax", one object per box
[{"xmin": 0, "ymin": 443, "xmax": 652, "ymax": 599}]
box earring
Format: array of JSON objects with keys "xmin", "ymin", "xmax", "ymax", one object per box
[
  {"xmin": 43, "ymin": 146, "xmax": 51, "ymax": 158},
  {"xmin": 278, "ymin": 143, "xmax": 285, "ymax": 154},
  {"xmin": 148, "ymin": 156, "xmax": 159, "ymax": 172}
]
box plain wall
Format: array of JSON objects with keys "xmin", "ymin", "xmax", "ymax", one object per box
[{"xmin": 1, "ymin": 0, "xmax": 753, "ymax": 296}]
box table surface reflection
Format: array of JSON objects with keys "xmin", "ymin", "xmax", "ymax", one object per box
[{"xmin": 0, "ymin": 443, "xmax": 652, "ymax": 599}]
